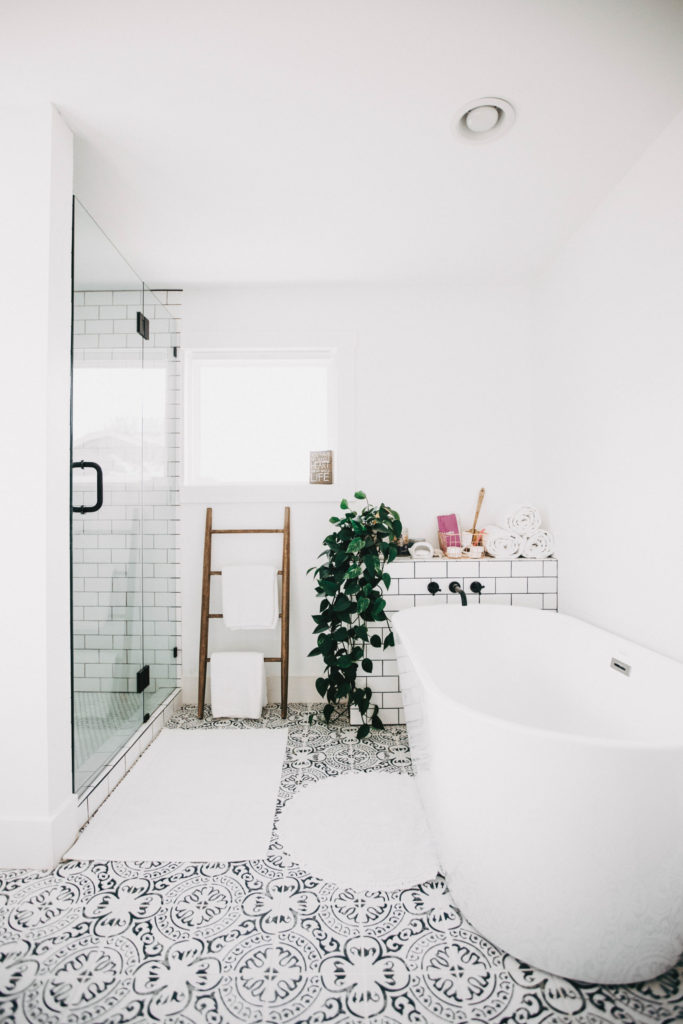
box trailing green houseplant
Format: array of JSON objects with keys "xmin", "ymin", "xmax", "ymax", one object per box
[{"xmin": 308, "ymin": 491, "xmax": 403, "ymax": 738}]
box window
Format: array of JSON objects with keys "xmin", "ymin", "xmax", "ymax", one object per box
[{"xmin": 184, "ymin": 349, "xmax": 341, "ymax": 490}]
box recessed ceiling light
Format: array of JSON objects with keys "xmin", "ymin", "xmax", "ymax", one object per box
[{"xmin": 453, "ymin": 97, "xmax": 515, "ymax": 143}]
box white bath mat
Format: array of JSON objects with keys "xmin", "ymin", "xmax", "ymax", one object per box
[
  {"xmin": 66, "ymin": 728, "xmax": 287, "ymax": 862},
  {"xmin": 278, "ymin": 772, "xmax": 439, "ymax": 890}
]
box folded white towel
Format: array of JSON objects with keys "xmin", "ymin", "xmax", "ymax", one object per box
[
  {"xmin": 210, "ymin": 652, "xmax": 266, "ymax": 719},
  {"xmin": 506, "ymin": 505, "xmax": 542, "ymax": 537},
  {"xmin": 521, "ymin": 529, "xmax": 555, "ymax": 559},
  {"xmin": 482, "ymin": 525, "xmax": 523, "ymax": 559},
  {"xmin": 221, "ymin": 564, "xmax": 279, "ymax": 630}
]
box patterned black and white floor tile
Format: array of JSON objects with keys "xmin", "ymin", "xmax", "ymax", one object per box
[{"xmin": 1, "ymin": 703, "xmax": 682, "ymax": 1024}]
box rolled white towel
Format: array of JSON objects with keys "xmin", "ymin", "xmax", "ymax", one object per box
[
  {"xmin": 506, "ymin": 505, "xmax": 542, "ymax": 537},
  {"xmin": 482, "ymin": 525, "xmax": 523, "ymax": 559},
  {"xmin": 521, "ymin": 529, "xmax": 555, "ymax": 559}
]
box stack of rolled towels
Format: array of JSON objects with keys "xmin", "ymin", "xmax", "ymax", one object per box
[{"xmin": 482, "ymin": 505, "xmax": 554, "ymax": 559}]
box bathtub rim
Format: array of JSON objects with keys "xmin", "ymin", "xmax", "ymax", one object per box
[{"xmin": 392, "ymin": 604, "xmax": 683, "ymax": 753}]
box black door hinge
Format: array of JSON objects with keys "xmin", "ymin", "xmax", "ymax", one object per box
[
  {"xmin": 143, "ymin": 712, "xmax": 150, "ymax": 723},
  {"xmin": 173, "ymin": 346, "xmax": 178, "ymax": 358},
  {"xmin": 136, "ymin": 312, "xmax": 150, "ymax": 340},
  {"xmin": 173, "ymin": 646, "xmax": 178, "ymax": 658},
  {"xmin": 136, "ymin": 664, "xmax": 150, "ymax": 693}
]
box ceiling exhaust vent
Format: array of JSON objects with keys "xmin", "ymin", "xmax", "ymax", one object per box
[{"xmin": 453, "ymin": 97, "xmax": 515, "ymax": 143}]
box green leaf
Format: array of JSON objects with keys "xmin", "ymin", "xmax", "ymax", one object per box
[
  {"xmin": 361, "ymin": 658, "xmax": 373, "ymax": 674},
  {"xmin": 371, "ymin": 711, "xmax": 384, "ymax": 730},
  {"xmin": 308, "ymin": 648, "xmax": 322, "ymax": 658},
  {"xmin": 329, "ymin": 516, "xmax": 340, "ymax": 524},
  {"xmin": 383, "ymin": 632, "xmax": 395, "ymax": 649},
  {"xmin": 369, "ymin": 634, "xmax": 382, "ymax": 648},
  {"xmin": 358, "ymin": 687, "xmax": 372, "ymax": 716},
  {"xmin": 354, "ymin": 490, "xmax": 367, "ymax": 500},
  {"xmin": 315, "ymin": 677, "xmax": 328, "ymax": 698},
  {"xmin": 382, "ymin": 573, "xmax": 391, "ymax": 589},
  {"xmin": 323, "ymin": 704, "xmax": 334, "ymax": 723},
  {"xmin": 357, "ymin": 595, "xmax": 370, "ymax": 615},
  {"xmin": 357, "ymin": 723, "xmax": 370, "ymax": 740},
  {"xmin": 340, "ymin": 498, "xmax": 349, "ymax": 510}
]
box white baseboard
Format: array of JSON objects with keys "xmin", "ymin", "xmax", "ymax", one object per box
[
  {"xmin": 0, "ymin": 793, "xmax": 79, "ymax": 870},
  {"xmin": 182, "ymin": 673, "xmax": 317, "ymax": 706}
]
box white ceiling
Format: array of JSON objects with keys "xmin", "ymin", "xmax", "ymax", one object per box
[{"xmin": 2, "ymin": 0, "xmax": 683, "ymax": 286}]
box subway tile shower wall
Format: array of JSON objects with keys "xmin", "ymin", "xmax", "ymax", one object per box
[
  {"xmin": 349, "ymin": 557, "xmax": 558, "ymax": 726},
  {"xmin": 72, "ymin": 290, "xmax": 182, "ymax": 702}
]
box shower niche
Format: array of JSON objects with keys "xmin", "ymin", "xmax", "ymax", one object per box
[{"xmin": 71, "ymin": 199, "xmax": 180, "ymax": 796}]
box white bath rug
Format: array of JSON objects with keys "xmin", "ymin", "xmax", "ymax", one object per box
[
  {"xmin": 278, "ymin": 772, "xmax": 439, "ymax": 890},
  {"xmin": 66, "ymin": 728, "xmax": 288, "ymax": 862}
]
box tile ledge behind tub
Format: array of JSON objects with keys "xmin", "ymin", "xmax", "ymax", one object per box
[
  {"xmin": 76, "ymin": 687, "xmax": 183, "ymax": 827},
  {"xmin": 350, "ymin": 557, "xmax": 558, "ymax": 726}
]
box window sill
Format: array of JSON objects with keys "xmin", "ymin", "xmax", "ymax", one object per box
[{"xmin": 180, "ymin": 484, "xmax": 348, "ymax": 505}]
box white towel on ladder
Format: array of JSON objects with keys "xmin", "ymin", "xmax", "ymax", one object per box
[
  {"xmin": 221, "ymin": 564, "xmax": 279, "ymax": 630},
  {"xmin": 210, "ymin": 652, "xmax": 266, "ymax": 719}
]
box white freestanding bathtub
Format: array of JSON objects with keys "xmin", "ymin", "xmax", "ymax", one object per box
[{"xmin": 392, "ymin": 604, "xmax": 683, "ymax": 985}]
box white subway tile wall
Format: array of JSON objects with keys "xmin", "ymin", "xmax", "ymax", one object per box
[
  {"xmin": 349, "ymin": 556, "xmax": 558, "ymax": 726},
  {"xmin": 72, "ymin": 290, "xmax": 181, "ymax": 715}
]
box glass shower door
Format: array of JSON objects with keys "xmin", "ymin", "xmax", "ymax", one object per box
[
  {"xmin": 71, "ymin": 200, "xmax": 145, "ymax": 794},
  {"xmin": 141, "ymin": 285, "xmax": 181, "ymax": 719}
]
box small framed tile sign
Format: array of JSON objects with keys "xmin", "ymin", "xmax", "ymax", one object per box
[{"xmin": 310, "ymin": 450, "xmax": 334, "ymax": 484}]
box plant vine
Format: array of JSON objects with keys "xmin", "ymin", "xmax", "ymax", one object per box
[{"xmin": 307, "ymin": 491, "xmax": 403, "ymax": 738}]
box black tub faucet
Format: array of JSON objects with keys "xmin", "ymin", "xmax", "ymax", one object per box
[
  {"xmin": 427, "ymin": 581, "xmax": 441, "ymax": 595},
  {"xmin": 448, "ymin": 581, "xmax": 468, "ymax": 606}
]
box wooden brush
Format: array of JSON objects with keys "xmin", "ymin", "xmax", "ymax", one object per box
[{"xmin": 469, "ymin": 487, "xmax": 486, "ymax": 546}]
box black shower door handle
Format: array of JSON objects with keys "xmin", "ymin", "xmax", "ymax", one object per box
[{"xmin": 72, "ymin": 461, "xmax": 104, "ymax": 514}]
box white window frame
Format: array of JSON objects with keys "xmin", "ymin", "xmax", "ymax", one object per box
[{"xmin": 181, "ymin": 338, "xmax": 355, "ymax": 503}]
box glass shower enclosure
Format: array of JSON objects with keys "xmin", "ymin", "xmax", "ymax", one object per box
[{"xmin": 71, "ymin": 200, "xmax": 180, "ymax": 795}]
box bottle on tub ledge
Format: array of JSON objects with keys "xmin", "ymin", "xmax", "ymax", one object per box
[{"xmin": 395, "ymin": 529, "xmax": 412, "ymax": 558}]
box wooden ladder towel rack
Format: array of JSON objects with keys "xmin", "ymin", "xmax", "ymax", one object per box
[{"xmin": 197, "ymin": 506, "xmax": 290, "ymax": 720}]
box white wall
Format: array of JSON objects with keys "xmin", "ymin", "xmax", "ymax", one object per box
[
  {"xmin": 0, "ymin": 105, "xmax": 76, "ymax": 866},
  {"xmin": 533, "ymin": 110, "xmax": 683, "ymax": 660},
  {"xmin": 181, "ymin": 283, "xmax": 536, "ymax": 702}
]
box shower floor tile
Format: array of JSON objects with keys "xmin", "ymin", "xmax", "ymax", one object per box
[
  {"xmin": 1, "ymin": 703, "xmax": 681, "ymax": 1024},
  {"xmin": 73, "ymin": 688, "xmax": 175, "ymax": 795}
]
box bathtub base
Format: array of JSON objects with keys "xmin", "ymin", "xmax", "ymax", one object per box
[{"xmin": 444, "ymin": 867, "xmax": 683, "ymax": 986}]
